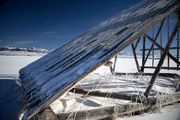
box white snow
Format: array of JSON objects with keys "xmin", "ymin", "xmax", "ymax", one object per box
[
  {"xmin": 0, "ymin": 52, "xmax": 179, "ymax": 120},
  {"xmin": 119, "ymin": 103, "xmax": 180, "ymax": 120},
  {"xmin": 0, "ymin": 55, "xmax": 42, "ymax": 75},
  {"xmin": 94, "ymin": 56, "xmax": 180, "ymax": 75}
]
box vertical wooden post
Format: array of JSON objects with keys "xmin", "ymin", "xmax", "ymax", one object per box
[
  {"xmin": 177, "ymin": 28, "xmax": 179, "ymax": 70},
  {"xmin": 160, "ymin": 23, "xmax": 163, "ymax": 57},
  {"xmin": 152, "ymin": 26, "xmax": 155, "ymax": 67},
  {"xmin": 132, "ymin": 44, "xmax": 140, "ymax": 72},
  {"xmin": 140, "ymin": 19, "xmax": 165, "ymax": 71},
  {"xmin": 167, "ymin": 15, "xmax": 170, "ymax": 69},
  {"xmin": 142, "ymin": 36, "xmax": 146, "ymax": 72},
  {"xmin": 113, "ymin": 54, "xmax": 118, "ymax": 75}
]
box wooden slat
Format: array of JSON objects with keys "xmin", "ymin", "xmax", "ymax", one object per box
[{"xmin": 57, "ymin": 93, "xmax": 180, "ymax": 120}]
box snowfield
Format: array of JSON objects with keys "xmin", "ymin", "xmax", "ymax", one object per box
[
  {"xmin": 0, "ymin": 54, "xmax": 179, "ymax": 120},
  {"xmin": 0, "ymin": 56, "xmax": 42, "ymax": 75}
]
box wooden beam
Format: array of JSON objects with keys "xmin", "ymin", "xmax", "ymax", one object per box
[
  {"xmin": 140, "ymin": 47, "xmax": 180, "ymax": 51},
  {"xmin": 57, "ymin": 93, "xmax": 180, "ymax": 120},
  {"xmin": 167, "ymin": 15, "xmax": 170, "ymax": 69},
  {"xmin": 142, "ymin": 36, "xmax": 146, "ymax": 72},
  {"xmin": 113, "ymin": 55, "xmax": 118, "ymax": 75},
  {"xmin": 145, "ymin": 34, "xmax": 180, "ymax": 66},
  {"xmin": 152, "ymin": 26, "xmax": 155, "ymax": 67},
  {"xmin": 69, "ymin": 88, "xmax": 144, "ymax": 103},
  {"xmin": 177, "ymin": 28, "xmax": 179, "ymax": 70},
  {"xmin": 134, "ymin": 37, "xmax": 141, "ymax": 50},
  {"xmin": 140, "ymin": 66, "xmax": 180, "ymax": 70},
  {"xmin": 140, "ymin": 19, "xmax": 165, "ymax": 72},
  {"xmin": 144, "ymin": 20, "xmax": 180, "ymax": 98},
  {"xmin": 131, "ymin": 44, "xmax": 140, "ymax": 72}
]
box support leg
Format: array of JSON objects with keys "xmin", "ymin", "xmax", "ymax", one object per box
[
  {"xmin": 144, "ymin": 20, "xmax": 180, "ymax": 98},
  {"xmin": 145, "ymin": 34, "xmax": 180, "ymax": 66},
  {"xmin": 131, "ymin": 44, "xmax": 140, "ymax": 72},
  {"xmin": 113, "ymin": 54, "xmax": 118, "ymax": 75},
  {"xmin": 142, "ymin": 36, "xmax": 146, "ymax": 72},
  {"xmin": 141, "ymin": 19, "xmax": 165, "ymax": 71}
]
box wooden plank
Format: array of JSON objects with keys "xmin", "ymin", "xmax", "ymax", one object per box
[
  {"xmin": 69, "ymin": 88, "xmax": 145, "ymax": 103},
  {"xmin": 112, "ymin": 55, "xmax": 117, "ymax": 75},
  {"xmin": 140, "ymin": 47, "xmax": 180, "ymax": 51},
  {"xmin": 141, "ymin": 36, "xmax": 146, "ymax": 72},
  {"xmin": 56, "ymin": 93, "xmax": 180, "ymax": 120},
  {"xmin": 114, "ymin": 72, "xmax": 180, "ymax": 78},
  {"xmin": 141, "ymin": 66, "xmax": 180, "ymax": 70},
  {"xmin": 131, "ymin": 44, "xmax": 140, "ymax": 72}
]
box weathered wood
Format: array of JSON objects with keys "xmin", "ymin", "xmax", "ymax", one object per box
[
  {"xmin": 152, "ymin": 26, "xmax": 155, "ymax": 67},
  {"xmin": 141, "ymin": 36, "xmax": 146, "ymax": 72},
  {"xmin": 114, "ymin": 72, "xmax": 180, "ymax": 79},
  {"xmin": 131, "ymin": 44, "xmax": 140, "ymax": 72},
  {"xmin": 140, "ymin": 47, "xmax": 180, "ymax": 51},
  {"xmin": 18, "ymin": 1, "xmax": 180, "ymax": 119},
  {"xmin": 177, "ymin": 28, "xmax": 179, "ymax": 69},
  {"xmin": 57, "ymin": 93, "xmax": 180, "ymax": 120},
  {"xmin": 144, "ymin": 19, "xmax": 180, "ymax": 97},
  {"xmin": 69, "ymin": 88, "xmax": 145, "ymax": 103},
  {"xmin": 141, "ymin": 66, "xmax": 180, "ymax": 70},
  {"xmin": 140, "ymin": 18, "xmax": 165, "ymax": 72},
  {"xmin": 113, "ymin": 55, "xmax": 117, "ymax": 75},
  {"xmin": 57, "ymin": 103, "xmax": 145, "ymax": 120},
  {"xmin": 145, "ymin": 34, "xmax": 180, "ymax": 66},
  {"xmin": 134, "ymin": 37, "xmax": 141, "ymax": 50},
  {"xmin": 167, "ymin": 15, "xmax": 170, "ymax": 69}
]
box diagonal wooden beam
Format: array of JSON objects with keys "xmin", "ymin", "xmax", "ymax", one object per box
[
  {"xmin": 131, "ymin": 44, "xmax": 140, "ymax": 72},
  {"xmin": 113, "ymin": 54, "xmax": 118, "ymax": 75},
  {"xmin": 145, "ymin": 34, "xmax": 180, "ymax": 66},
  {"xmin": 144, "ymin": 19, "xmax": 180, "ymax": 98},
  {"xmin": 140, "ymin": 19, "xmax": 165, "ymax": 72},
  {"xmin": 134, "ymin": 37, "xmax": 141, "ymax": 50}
]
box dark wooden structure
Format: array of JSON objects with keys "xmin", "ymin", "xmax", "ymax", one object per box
[{"xmin": 18, "ymin": 0, "xmax": 180, "ymax": 119}]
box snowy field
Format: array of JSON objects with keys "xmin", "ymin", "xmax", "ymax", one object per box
[
  {"xmin": 118, "ymin": 103, "xmax": 180, "ymax": 120},
  {"xmin": 0, "ymin": 54, "xmax": 179, "ymax": 120},
  {"xmin": 0, "ymin": 56, "xmax": 41, "ymax": 76}
]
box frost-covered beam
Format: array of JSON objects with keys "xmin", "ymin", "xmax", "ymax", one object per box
[
  {"xmin": 141, "ymin": 36, "xmax": 146, "ymax": 72},
  {"xmin": 144, "ymin": 19, "xmax": 180, "ymax": 98},
  {"xmin": 140, "ymin": 19, "xmax": 165, "ymax": 72},
  {"xmin": 18, "ymin": 0, "xmax": 180, "ymax": 119},
  {"xmin": 131, "ymin": 43, "xmax": 140, "ymax": 72},
  {"xmin": 70, "ymin": 88, "xmax": 145, "ymax": 103},
  {"xmin": 57, "ymin": 93, "xmax": 180, "ymax": 120},
  {"xmin": 145, "ymin": 34, "xmax": 180, "ymax": 66}
]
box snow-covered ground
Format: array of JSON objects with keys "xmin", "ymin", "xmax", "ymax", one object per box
[
  {"xmin": 119, "ymin": 103, "xmax": 180, "ymax": 120},
  {"xmin": 50, "ymin": 72, "xmax": 179, "ymax": 118},
  {"xmin": 0, "ymin": 54, "xmax": 179, "ymax": 120},
  {"xmin": 100, "ymin": 56, "xmax": 180, "ymax": 75},
  {"xmin": 0, "ymin": 56, "xmax": 41, "ymax": 76}
]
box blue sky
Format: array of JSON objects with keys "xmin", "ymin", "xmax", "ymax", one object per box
[{"xmin": 0, "ymin": 0, "xmax": 142, "ymax": 49}]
